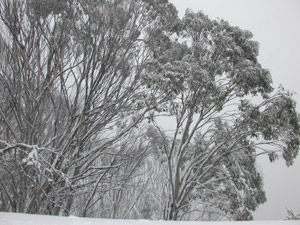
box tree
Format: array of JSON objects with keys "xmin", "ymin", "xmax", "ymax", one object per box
[
  {"xmin": 0, "ymin": 0, "xmax": 177, "ymax": 216},
  {"xmin": 142, "ymin": 10, "xmax": 300, "ymax": 220}
]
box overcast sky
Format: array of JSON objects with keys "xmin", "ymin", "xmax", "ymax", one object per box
[{"xmin": 168, "ymin": 0, "xmax": 300, "ymax": 220}]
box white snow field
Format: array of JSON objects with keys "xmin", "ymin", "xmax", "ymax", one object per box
[{"xmin": 0, "ymin": 213, "xmax": 299, "ymax": 225}]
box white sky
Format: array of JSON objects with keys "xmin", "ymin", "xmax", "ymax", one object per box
[{"xmin": 168, "ymin": 0, "xmax": 300, "ymax": 220}]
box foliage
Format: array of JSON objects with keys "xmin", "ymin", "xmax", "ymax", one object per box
[{"xmin": 141, "ymin": 9, "xmax": 300, "ymax": 220}]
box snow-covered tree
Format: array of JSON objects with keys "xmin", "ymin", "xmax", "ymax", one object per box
[
  {"xmin": 142, "ymin": 10, "xmax": 300, "ymax": 220},
  {"xmin": 0, "ymin": 0, "xmax": 176, "ymax": 216}
]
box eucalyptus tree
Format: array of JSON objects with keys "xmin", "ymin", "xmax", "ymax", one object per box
[
  {"xmin": 143, "ymin": 10, "xmax": 300, "ymax": 220},
  {"xmin": 0, "ymin": 0, "xmax": 177, "ymax": 216}
]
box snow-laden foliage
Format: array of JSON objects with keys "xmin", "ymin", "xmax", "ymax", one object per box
[{"xmin": 139, "ymin": 9, "xmax": 300, "ymax": 221}]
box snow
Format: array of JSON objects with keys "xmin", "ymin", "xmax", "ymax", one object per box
[{"xmin": 0, "ymin": 212, "xmax": 299, "ymax": 225}]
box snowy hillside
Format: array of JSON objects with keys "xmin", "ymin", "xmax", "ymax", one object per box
[{"xmin": 0, "ymin": 213, "xmax": 299, "ymax": 225}]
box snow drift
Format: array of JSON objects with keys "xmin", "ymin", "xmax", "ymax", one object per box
[{"xmin": 0, "ymin": 212, "xmax": 299, "ymax": 225}]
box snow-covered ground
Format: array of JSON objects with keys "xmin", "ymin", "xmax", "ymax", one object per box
[{"xmin": 0, "ymin": 212, "xmax": 299, "ymax": 225}]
